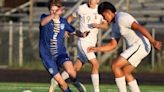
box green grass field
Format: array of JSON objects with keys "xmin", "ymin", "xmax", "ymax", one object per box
[{"xmin": 0, "ymin": 82, "xmax": 164, "ymax": 92}]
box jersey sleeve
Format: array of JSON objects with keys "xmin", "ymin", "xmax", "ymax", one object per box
[
  {"xmin": 118, "ymin": 13, "xmax": 137, "ymax": 29},
  {"xmin": 64, "ymin": 19, "xmax": 76, "ymax": 33},
  {"xmin": 111, "ymin": 29, "xmax": 121, "ymax": 39},
  {"xmin": 40, "ymin": 14, "xmax": 47, "ymax": 20},
  {"xmin": 39, "ymin": 14, "xmax": 48, "ymax": 30}
]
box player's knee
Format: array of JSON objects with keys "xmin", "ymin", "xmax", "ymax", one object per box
[
  {"xmin": 74, "ymin": 63, "xmax": 82, "ymax": 72},
  {"xmin": 74, "ymin": 66, "xmax": 81, "ymax": 72},
  {"xmin": 91, "ymin": 62, "xmax": 99, "ymax": 69},
  {"xmin": 123, "ymin": 68, "xmax": 129, "ymax": 75},
  {"xmin": 66, "ymin": 69, "xmax": 76, "ymax": 77},
  {"xmin": 123, "ymin": 67, "xmax": 132, "ymax": 75},
  {"xmin": 111, "ymin": 62, "xmax": 119, "ymax": 72}
]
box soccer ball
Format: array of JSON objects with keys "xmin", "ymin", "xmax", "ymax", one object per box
[{"xmin": 22, "ymin": 89, "xmax": 32, "ymax": 92}]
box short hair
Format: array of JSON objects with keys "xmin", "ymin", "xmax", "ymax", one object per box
[
  {"xmin": 48, "ymin": 0, "xmax": 62, "ymax": 10},
  {"xmin": 98, "ymin": 2, "xmax": 116, "ymax": 15}
]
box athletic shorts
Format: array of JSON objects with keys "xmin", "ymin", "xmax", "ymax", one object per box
[
  {"xmin": 120, "ymin": 41, "xmax": 151, "ymax": 67},
  {"xmin": 77, "ymin": 41, "xmax": 96, "ymax": 63},
  {"xmin": 41, "ymin": 54, "xmax": 70, "ymax": 77}
]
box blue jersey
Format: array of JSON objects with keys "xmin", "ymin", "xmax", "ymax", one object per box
[
  {"xmin": 39, "ymin": 14, "xmax": 75, "ymax": 57},
  {"xmin": 39, "ymin": 14, "xmax": 75, "ymax": 76}
]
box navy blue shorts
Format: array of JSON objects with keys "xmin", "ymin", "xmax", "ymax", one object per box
[{"xmin": 41, "ymin": 54, "xmax": 70, "ymax": 77}]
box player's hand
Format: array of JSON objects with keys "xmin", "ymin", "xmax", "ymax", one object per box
[
  {"xmin": 87, "ymin": 46, "xmax": 97, "ymax": 53},
  {"xmin": 83, "ymin": 31, "xmax": 90, "ymax": 37},
  {"xmin": 152, "ymin": 40, "xmax": 162, "ymax": 51},
  {"xmin": 90, "ymin": 23, "xmax": 99, "ymax": 28}
]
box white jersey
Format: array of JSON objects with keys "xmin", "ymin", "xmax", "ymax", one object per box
[
  {"xmin": 112, "ymin": 12, "xmax": 151, "ymax": 67},
  {"xmin": 111, "ymin": 12, "xmax": 150, "ymax": 48},
  {"xmin": 72, "ymin": 4, "xmax": 103, "ymax": 44}
]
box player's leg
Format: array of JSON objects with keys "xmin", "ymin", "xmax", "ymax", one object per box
[
  {"xmin": 79, "ymin": 41, "xmax": 100, "ymax": 92},
  {"xmin": 41, "ymin": 58, "xmax": 71, "ymax": 92},
  {"xmin": 123, "ymin": 65, "xmax": 140, "ymax": 92},
  {"xmin": 111, "ymin": 56, "xmax": 129, "ymax": 92},
  {"xmin": 112, "ymin": 43, "xmax": 146, "ymax": 92},
  {"xmin": 49, "ymin": 58, "xmax": 84, "ymax": 92},
  {"xmin": 49, "ymin": 71, "xmax": 69, "ymax": 92},
  {"xmin": 74, "ymin": 58, "xmax": 83, "ymax": 72},
  {"xmin": 49, "ymin": 78, "xmax": 56, "ymax": 92},
  {"xmin": 89, "ymin": 58, "xmax": 100, "ymax": 92},
  {"xmin": 63, "ymin": 61, "xmax": 86, "ymax": 92},
  {"xmin": 53, "ymin": 73, "xmax": 71, "ymax": 92},
  {"xmin": 124, "ymin": 44, "xmax": 150, "ymax": 92}
]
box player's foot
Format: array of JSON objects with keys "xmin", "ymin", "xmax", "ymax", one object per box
[{"xmin": 73, "ymin": 82, "xmax": 86, "ymax": 92}]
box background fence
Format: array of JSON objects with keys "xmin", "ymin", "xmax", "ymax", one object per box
[{"xmin": 0, "ymin": 0, "xmax": 164, "ymax": 72}]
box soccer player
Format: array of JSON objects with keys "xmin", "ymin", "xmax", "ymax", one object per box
[
  {"xmin": 50, "ymin": 0, "xmax": 108, "ymax": 92},
  {"xmin": 88, "ymin": 2, "xmax": 162, "ymax": 92},
  {"xmin": 39, "ymin": 0, "xmax": 88, "ymax": 92}
]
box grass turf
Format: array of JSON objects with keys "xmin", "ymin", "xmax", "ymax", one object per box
[{"xmin": 0, "ymin": 82, "xmax": 164, "ymax": 92}]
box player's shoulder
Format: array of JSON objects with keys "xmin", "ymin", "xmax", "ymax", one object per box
[
  {"xmin": 60, "ymin": 17, "xmax": 66, "ymax": 20},
  {"xmin": 116, "ymin": 12, "xmax": 134, "ymax": 22},
  {"xmin": 117, "ymin": 12, "xmax": 132, "ymax": 19},
  {"xmin": 79, "ymin": 3, "xmax": 88, "ymax": 9},
  {"xmin": 40, "ymin": 13, "xmax": 49, "ymax": 19},
  {"xmin": 60, "ymin": 17, "xmax": 67, "ymax": 22}
]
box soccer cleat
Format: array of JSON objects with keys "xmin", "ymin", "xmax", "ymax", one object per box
[{"xmin": 73, "ymin": 82, "xmax": 86, "ymax": 92}]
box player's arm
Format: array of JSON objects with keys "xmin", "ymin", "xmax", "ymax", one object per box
[
  {"xmin": 40, "ymin": 14, "xmax": 54, "ymax": 26},
  {"xmin": 67, "ymin": 15, "xmax": 76, "ymax": 23},
  {"xmin": 64, "ymin": 18, "xmax": 89, "ymax": 38},
  {"xmin": 88, "ymin": 38, "xmax": 119, "ymax": 52},
  {"xmin": 91, "ymin": 20, "xmax": 108, "ymax": 30},
  {"xmin": 64, "ymin": 15, "xmax": 76, "ymax": 37},
  {"xmin": 131, "ymin": 22, "xmax": 162, "ymax": 50},
  {"xmin": 70, "ymin": 31, "xmax": 90, "ymax": 37}
]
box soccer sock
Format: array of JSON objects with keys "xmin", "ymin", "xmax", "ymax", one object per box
[
  {"xmin": 115, "ymin": 76, "xmax": 127, "ymax": 92},
  {"xmin": 50, "ymin": 71, "xmax": 69, "ymax": 88},
  {"xmin": 128, "ymin": 79, "xmax": 140, "ymax": 92},
  {"xmin": 50, "ymin": 78, "xmax": 58, "ymax": 88},
  {"xmin": 91, "ymin": 74, "xmax": 100, "ymax": 92},
  {"xmin": 61, "ymin": 71, "xmax": 70, "ymax": 80}
]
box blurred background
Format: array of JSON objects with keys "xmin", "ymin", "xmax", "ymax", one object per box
[{"xmin": 0, "ymin": 0, "xmax": 164, "ymax": 91}]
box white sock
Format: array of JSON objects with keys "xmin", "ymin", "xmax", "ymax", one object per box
[
  {"xmin": 61, "ymin": 71, "xmax": 69, "ymax": 80},
  {"xmin": 50, "ymin": 71, "xmax": 69, "ymax": 88},
  {"xmin": 128, "ymin": 80, "xmax": 140, "ymax": 92},
  {"xmin": 91, "ymin": 74, "xmax": 100, "ymax": 92},
  {"xmin": 50, "ymin": 78, "xmax": 58, "ymax": 89},
  {"xmin": 115, "ymin": 76, "xmax": 127, "ymax": 92}
]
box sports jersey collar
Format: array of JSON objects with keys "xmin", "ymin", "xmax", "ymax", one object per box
[
  {"xmin": 86, "ymin": 3, "xmax": 98, "ymax": 10},
  {"xmin": 50, "ymin": 17, "xmax": 66, "ymax": 26}
]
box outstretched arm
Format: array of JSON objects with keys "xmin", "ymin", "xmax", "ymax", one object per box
[
  {"xmin": 91, "ymin": 20, "xmax": 108, "ymax": 30},
  {"xmin": 131, "ymin": 22, "xmax": 162, "ymax": 50},
  {"xmin": 70, "ymin": 31, "xmax": 90, "ymax": 37},
  {"xmin": 64, "ymin": 15, "xmax": 76, "ymax": 38},
  {"xmin": 67, "ymin": 15, "xmax": 76, "ymax": 23},
  {"xmin": 88, "ymin": 38, "xmax": 119, "ymax": 53}
]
